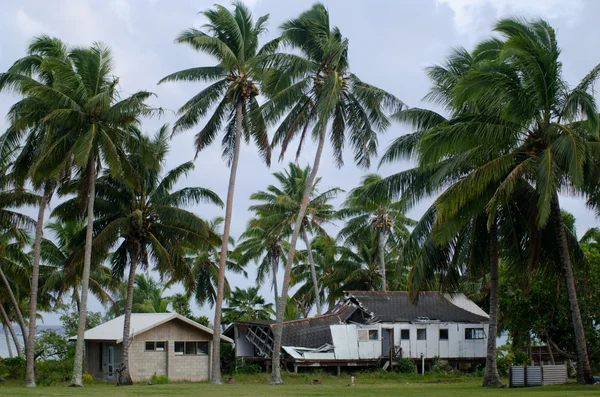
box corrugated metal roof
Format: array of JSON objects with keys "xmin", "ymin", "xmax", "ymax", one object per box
[
  {"xmin": 346, "ymin": 291, "xmax": 489, "ymax": 323},
  {"xmin": 69, "ymin": 313, "xmax": 233, "ymax": 343}
]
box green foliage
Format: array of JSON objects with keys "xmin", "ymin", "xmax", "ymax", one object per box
[
  {"xmin": 0, "ymin": 357, "xmax": 25, "ymax": 380},
  {"xmin": 431, "ymin": 356, "xmax": 452, "ymax": 373},
  {"xmin": 35, "ymin": 329, "xmax": 72, "ymax": 361},
  {"xmin": 59, "ymin": 306, "xmax": 103, "ymax": 337},
  {"xmin": 396, "ymin": 358, "xmax": 417, "ymax": 374},
  {"xmin": 234, "ymin": 362, "xmax": 262, "ymax": 375},
  {"xmin": 189, "ymin": 315, "xmax": 210, "ymax": 327},
  {"xmin": 150, "ymin": 373, "xmax": 169, "ymax": 384},
  {"xmin": 222, "ymin": 286, "xmax": 275, "ymax": 323},
  {"xmin": 35, "ymin": 358, "xmax": 73, "ymax": 386},
  {"xmin": 82, "ymin": 372, "xmax": 94, "ymax": 385}
]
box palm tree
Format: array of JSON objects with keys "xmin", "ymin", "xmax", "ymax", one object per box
[
  {"xmin": 181, "ymin": 217, "xmax": 247, "ymax": 309},
  {"xmin": 339, "ymin": 174, "xmax": 415, "ymax": 291},
  {"xmin": 222, "ymin": 286, "xmax": 275, "ymax": 323},
  {"xmin": 54, "ymin": 126, "xmax": 222, "ymax": 385},
  {"xmin": 235, "ymin": 218, "xmax": 288, "ymax": 304},
  {"xmin": 39, "ymin": 219, "xmax": 118, "ymax": 313},
  {"xmin": 14, "ymin": 41, "xmax": 154, "ymax": 386},
  {"xmin": 435, "ymin": 18, "xmax": 599, "ymax": 384},
  {"xmin": 0, "ymin": 35, "xmax": 71, "ymax": 387},
  {"xmin": 158, "ymin": 3, "xmax": 274, "ymax": 383},
  {"xmin": 260, "ymin": 4, "xmax": 403, "ymax": 383},
  {"xmin": 249, "ymin": 163, "xmax": 340, "ymax": 316}
]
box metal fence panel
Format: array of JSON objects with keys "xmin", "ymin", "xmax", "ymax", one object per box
[
  {"xmin": 511, "ymin": 366, "xmax": 525, "ymax": 387},
  {"xmin": 526, "ymin": 366, "xmax": 542, "ymax": 386},
  {"xmin": 542, "ymin": 365, "xmax": 568, "ymax": 385}
]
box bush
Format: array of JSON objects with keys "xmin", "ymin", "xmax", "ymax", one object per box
[
  {"xmin": 150, "ymin": 373, "xmax": 169, "ymax": 384},
  {"xmin": 36, "ymin": 358, "xmax": 73, "ymax": 386},
  {"xmin": 234, "ymin": 362, "xmax": 262, "ymax": 375},
  {"xmin": 496, "ymin": 356, "xmax": 510, "ymax": 376},
  {"xmin": 395, "ymin": 358, "xmax": 417, "ymax": 374},
  {"xmin": 82, "ymin": 372, "xmax": 94, "ymax": 384},
  {"xmin": 0, "ymin": 357, "xmax": 26, "ymax": 380},
  {"xmin": 431, "ymin": 356, "xmax": 453, "ymax": 373}
]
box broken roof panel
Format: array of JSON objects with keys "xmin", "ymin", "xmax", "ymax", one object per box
[{"xmin": 346, "ymin": 291, "xmax": 489, "ymax": 323}]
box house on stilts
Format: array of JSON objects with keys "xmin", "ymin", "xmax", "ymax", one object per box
[{"xmin": 224, "ymin": 291, "xmax": 490, "ymax": 372}]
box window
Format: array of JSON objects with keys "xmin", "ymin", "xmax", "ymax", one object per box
[
  {"xmin": 417, "ymin": 328, "xmax": 427, "ymax": 340},
  {"xmin": 439, "ymin": 329, "xmax": 449, "ymax": 341},
  {"xmin": 174, "ymin": 341, "xmax": 209, "ymax": 355},
  {"xmin": 197, "ymin": 342, "xmax": 209, "ymax": 355},
  {"xmin": 400, "ymin": 329, "xmax": 410, "ymax": 340},
  {"xmin": 358, "ymin": 329, "xmax": 379, "ymax": 341},
  {"xmin": 145, "ymin": 341, "xmax": 166, "ymax": 352},
  {"xmin": 465, "ymin": 328, "xmax": 485, "ymax": 340}
]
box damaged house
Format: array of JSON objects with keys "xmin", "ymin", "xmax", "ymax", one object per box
[{"xmin": 224, "ymin": 291, "xmax": 490, "ymax": 370}]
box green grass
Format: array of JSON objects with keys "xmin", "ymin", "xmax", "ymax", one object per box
[{"xmin": 1, "ymin": 373, "xmax": 599, "ymax": 396}]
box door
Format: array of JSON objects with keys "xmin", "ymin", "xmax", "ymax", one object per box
[
  {"xmin": 382, "ymin": 328, "xmax": 393, "ymax": 358},
  {"xmin": 107, "ymin": 345, "xmax": 115, "ymax": 379}
]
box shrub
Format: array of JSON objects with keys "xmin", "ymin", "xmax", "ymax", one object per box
[
  {"xmin": 0, "ymin": 357, "xmax": 26, "ymax": 380},
  {"xmin": 496, "ymin": 356, "xmax": 510, "ymax": 376},
  {"xmin": 396, "ymin": 358, "xmax": 417, "ymax": 374},
  {"xmin": 82, "ymin": 372, "xmax": 94, "ymax": 384},
  {"xmin": 234, "ymin": 362, "xmax": 262, "ymax": 375},
  {"xmin": 431, "ymin": 356, "xmax": 453, "ymax": 373},
  {"xmin": 151, "ymin": 373, "xmax": 169, "ymax": 384},
  {"xmin": 36, "ymin": 358, "xmax": 73, "ymax": 386}
]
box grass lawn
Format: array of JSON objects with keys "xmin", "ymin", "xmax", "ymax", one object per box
[{"xmin": 1, "ymin": 374, "xmax": 600, "ymax": 397}]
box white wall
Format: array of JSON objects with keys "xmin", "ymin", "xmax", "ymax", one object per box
[{"xmin": 328, "ymin": 322, "xmax": 488, "ymax": 361}]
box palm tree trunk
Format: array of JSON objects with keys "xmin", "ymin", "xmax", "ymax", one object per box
[
  {"xmin": 25, "ymin": 189, "xmax": 50, "ymax": 387},
  {"xmin": 211, "ymin": 100, "xmax": 243, "ymax": 384},
  {"xmin": 550, "ymin": 194, "xmax": 594, "ymax": 384},
  {"xmin": 271, "ymin": 124, "xmax": 326, "ymax": 385},
  {"xmin": 4, "ymin": 323, "xmax": 14, "ymax": 358},
  {"xmin": 70, "ymin": 158, "xmax": 96, "ymax": 387},
  {"xmin": 0, "ymin": 266, "xmax": 27, "ymax": 349},
  {"xmin": 0, "ymin": 303, "xmax": 22, "ymax": 357},
  {"xmin": 301, "ymin": 230, "xmax": 322, "ymax": 316},
  {"xmin": 118, "ymin": 255, "xmax": 137, "ymax": 386},
  {"xmin": 482, "ymin": 223, "xmax": 502, "ymax": 387},
  {"xmin": 271, "ymin": 255, "xmax": 279, "ymax": 305},
  {"xmin": 378, "ymin": 230, "xmax": 387, "ymax": 292}
]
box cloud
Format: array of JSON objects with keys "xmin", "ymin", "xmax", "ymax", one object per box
[
  {"xmin": 14, "ymin": 8, "xmax": 48, "ymax": 37},
  {"xmin": 437, "ymin": 0, "xmax": 584, "ymax": 33},
  {"xmin": 109, "ymin": 0, "xmax": 134, "ymax": 32}
]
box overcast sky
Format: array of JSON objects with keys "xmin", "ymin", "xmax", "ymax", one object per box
[{"xmin": 1, "ymin": 0, "xmax": 599, "ymax": 325}]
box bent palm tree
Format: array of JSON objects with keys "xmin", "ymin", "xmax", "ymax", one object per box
[
  {"xmin": 260, "ymin": 4, "xmax": 403, "ymax": 383},
  {"xmin": 159, "ymin": 3, "xmax": 274, "ymax": 383}
]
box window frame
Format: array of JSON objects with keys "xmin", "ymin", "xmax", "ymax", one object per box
[
  {"xmin": 439, "ymin": 329, "xmax": 449, "ymax": 341},
  {"xmin": 417, "ymin": 328, "xmax": 427, "ymax": 341},
  {"xmin": 145, "ymin": 341, "xmax": 166, "ymax": 352},
  {"xmin": 464, "ymin": 328, "xmax": 486, "ymax": 340},
  {"xmin": 400, "ymin": 329, "xmax": 410, "ymax": 340},
  {"xmin": 174, "ymin": 341, "xmax": 210, "ymax": 355}
]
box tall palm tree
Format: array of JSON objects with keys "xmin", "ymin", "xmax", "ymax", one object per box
[
  {"xmin": 260, "ymin": 4, "xmax": 403, "ymax": 382},
  {"xmin": 15, "ymin": 42, "xmax": 154, "ymax": 386},
  {"xmin": 54, "ymin": 126, "xmax": 222, "ymax": 385},
  {"xmin": 222, "ymin": 286, "xmax": 275, "ymax": 323},
  {"xmin": 249, "ymin": 163, "xmax": 340, "ymax": 316},
  {"xmin": 436, "ymin": 18, "xmax": 599, "ymax": 384},
  {"xmin": 158, "ymin": 3, "xmax": 274, "ymax": 383},
  {"xmin": 0, "ymin": 35, "xmax": 70, "ymax": 387},
  {"xmin": 339, "ymin": 174, "xmax": 415, "ymax": 291}
]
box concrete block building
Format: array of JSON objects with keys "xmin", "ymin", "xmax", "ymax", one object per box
[{"xmin": 73, "ymin": 313, "xmax": 232, "ymax": 382}]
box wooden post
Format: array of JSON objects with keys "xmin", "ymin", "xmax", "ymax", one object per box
[
  {"xmin": 337, "ymin": 366, "xmax": 341, "ymax": 376},
  {"xmin": 294, "ymin": 364, "xmax": 298, "ymax": 374},
  {"xmin": 524, "ymin": 365, "xmax": 528, "ymax": 387},
  {"xmin": 509, "ymin": 366, "xmax": 512, "ymax": 388}
]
